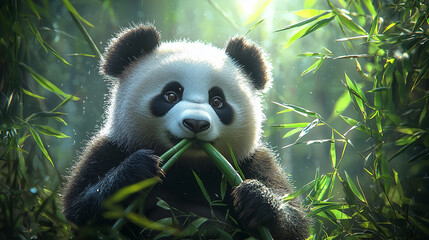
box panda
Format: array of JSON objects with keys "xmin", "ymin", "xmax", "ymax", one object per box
[{"xmin": 62, "ymin": 24, "xmax": 309, "ymax": 239}]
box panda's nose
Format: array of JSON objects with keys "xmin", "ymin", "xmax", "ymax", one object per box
[{"xmin": 183, "ymin": 119, "xmax": 210, "ymax": 133}]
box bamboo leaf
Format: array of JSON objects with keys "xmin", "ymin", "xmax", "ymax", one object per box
[
  {"xmin": 296, "ymin": 118, "xmax": 320, "ymax": 141},
  {"xmin": 340, "ymin": 115, "xmax": 371, "ymax": 134},
  {"xmin": 62, "ymin": 0, "xmax": 94, "ymax": 27},
  {"xmin": 388, "ymin": 135, "xmax": 423, "ymax": 162},
  {"xmin": 276, "ymin": 10, "xmax": 332, "ymax": 32},
  {"xmin": 127, "ymin": 212, "xmax": 176, "ymax": 232},
  {"xmin": 26, "ymin": 111, "xmax": 67, "ymax": 122},
  {"xmin": 297, "ymin": 52, "xmax": 328, "ymax": 57},
  {"xmin": 45, "ymin": 42, "xmax": 71, "ymax": 65},
  {"xmin": 337, "ymin": 11, "xmax": 367, "ymax": 35},
  {"xmin": 375, "ymin": 111, "xmax": 383, "ymax": 135},
  {"xmin": 22, "ymin": 88, "xmax": 46, "ymax": 99},
  {"xmin": 308, "ymin": 202, "xmax": 349, "ymax": 217},
  {"xmin": 271, "ymin": 122, "xmax": 311, "ymax": 128},
  {"xmin": 355, "ymin": 59, "xmax": 368, "ymax": 79},
  {"xmin": 315, "ymin": 175, "xmax": 331, "ymax": 201},
  {"xmin": 362, "ymin": 0, "xmax": 376, "ymax": 17},
  {"xmin": 35, "ymin": 125, "xmax": 70, "ymax": 138},
  {"xmin": 367, "ymin": 87, "xmax": 389, "ymax": 92},
  {"xmin": 352, "ymin": 76, "xmax": 369, "ymax": 104},
  {"xmin": 413, "ymin": 60, "xmax": 429, "ymax": 92},
  {"xmin": 53, "ymin": 116, "xmax": 68, "ymax": 125},
  {"xmin": 369, "ymin": 13, "xmax": 380, "ymax": 39},
  {"xmin": 330, "ymin": 130, "xmax": 337, "ymax": 168},
  {"xmin": 282, "ymin": 127, "xmax": 303, "ymax": 138},
  {"xmin": 20, "ymin": 63, "xmax": 79, "ymax": 100},
  {"xmin": 330, "ymin": 90, "xmax": 351, "ymax": 119},
  {"xmin": 283, "ymin": 25, "xmax": 311, "ymax": 48},
  {"xmin": 301, "ymin": 15, "xmax": 336, "ymax": 39},
  {"xmin": 283, "ymin": 180, "xmax": 315, "ymax": 201},
  {"xmin": 383, "ymin": 22, "xmax": 398, "ymax": 33},
  {"xmin": 51, "ymin": 94, "xmax": 78, "ymax": 112},
  {"xmin": 273, "ymin": 102, "xmax": 319, "ymax": 118},
  {"xmin": 28, "ymin": 126, "xmax": 54, "ymax": 167},
  {"xmin": 412, "ymin": 12, "xmax": 428, "ymax": 32},
  {"xmin": 283, "ymin": 138, "xmax": 337, "ymax": 148},
  {"xmin": 67, "ymin": 6, "xmax": 101, "ymax": 59},
  {"xmin": 301, "ymin": 56, "xmax": 326, "ymax": 76},
  {"xmin": 27, "ymin": 21, "xmax": 46, "ymax": 52},
  {"xmin": 68, "ymin": 53, "xmax": 96, "ymax": 57},
  {"xmin": 408, "ymin": 148, "xmax": 429, "ymax": 163},
  {"xmin": 344, "ymin": 171, "xmax": 364, "ymax": 202},
  {"xmin": 106, "ymin": 178, "xmax": 158, "ymax": 205},
  {"xmin": 345, "ymin": 73, "xmax": 367, "ymax": 119},
  {"xmin": 283, "ymin": 15, "xmax": 336, "ymax": 48},
  {"xmin": 179, "ymin": 218, "xmax": 209, "ymax": 237},
  {"xmin": 245, "ymin": 19, "xmax": 264, "ymax": 36},
  {"xmin": 228, "ymin": 142, "xmax": 245, "ymax": 180},
  {"xmin": 25, "ymin": 0, "xmax": 41, "ymax": 19},
  {"xmin": 193, "ymin": 171, "xmax": 212, "ymax": 204}
]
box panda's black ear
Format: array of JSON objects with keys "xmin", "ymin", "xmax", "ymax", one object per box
[
  {"xmin": 225, "ymin": 37, "xmax": 272, "ymax": 91},
  {"xmin": 100, "ymin": 24, "xmax": 161, "ymax": 78}
]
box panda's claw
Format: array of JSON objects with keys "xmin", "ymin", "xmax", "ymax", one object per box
[{"xmin": 124, "ymin": 149, "xmax": 164, "ymax": 183}]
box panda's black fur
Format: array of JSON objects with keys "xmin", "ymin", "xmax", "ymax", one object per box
[{"xmin": 63, "ymin": 24, "xmax": 309, "ymax": 239}]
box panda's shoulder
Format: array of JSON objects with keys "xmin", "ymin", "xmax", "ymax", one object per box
[
  {"xmin": 72, "ymin": 136, "xmax": 129, "ymax": 177},
  {"xmin": 240, "ymin": 146, "xmax": 292, "ymax": 191},
  {"xmin": 83, "ymin": 136, "xmax": 127, "ymax": 161}
]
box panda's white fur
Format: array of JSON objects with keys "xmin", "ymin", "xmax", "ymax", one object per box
[{"xmin": 102, "ymin": 41, "xmax": 265, "ymax": 161}]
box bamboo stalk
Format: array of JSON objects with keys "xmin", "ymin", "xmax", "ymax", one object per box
[{"xmin": 197, "ymin": 142, "xmax": 274, "ymax": 240}]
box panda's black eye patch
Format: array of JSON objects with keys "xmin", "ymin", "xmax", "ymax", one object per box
[
  {"xmin": 209, "ymin": 87, "xmax": 234, "ymax": 125},
  {"xmin": 151, "ymin": 81, "xmax": 183, "ymax": 117}
]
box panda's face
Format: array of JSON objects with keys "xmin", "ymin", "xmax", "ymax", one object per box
[{"xmin": 106, "ymin": 41, "xmax": 264, "ymax": 161}]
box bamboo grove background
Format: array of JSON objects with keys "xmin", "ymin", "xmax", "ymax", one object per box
[{"xmin": 1, "ymin": 0, "xmax": 428, "ymax": 239}]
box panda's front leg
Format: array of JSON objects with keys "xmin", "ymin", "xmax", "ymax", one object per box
[
  {"xmin": 64, "ymin": 149, "xmax": 162, "ymax": 225},
  {"xmin": 92, "ymin": 149, "xmax": 164, "ymax": 208},
  {"xmin": 231, "ymin": 179, "xmax": 308, "ymax": 240}
]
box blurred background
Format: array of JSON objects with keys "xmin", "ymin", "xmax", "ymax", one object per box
[{"xmin": 2, "ymin": 0, "xmax": 428, "ymax": 238}]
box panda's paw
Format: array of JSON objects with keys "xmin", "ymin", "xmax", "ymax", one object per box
[
  {"xmin": 124, "ymin": 149, "xmax": 164, "ymax": 183},
  {"xmin": 231, "ymin": 179, "xmax": 279, "ymax": 228}
]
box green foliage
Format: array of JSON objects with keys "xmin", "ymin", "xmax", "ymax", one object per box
[
  {"xmin": 0, "ymin": 0, "xmax": 94, "ymax": 239},
  {"xmin": 278, "ymin": 0, "xmax": 429, "ymax": 239}
]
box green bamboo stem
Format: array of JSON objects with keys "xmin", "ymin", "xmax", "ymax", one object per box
[
  {"xmin": 161, "ymin": 139, "xmax": 193, "ymax": 171},
  {"xmin": 197, "ymin": 142, "xmax": 243, "ymax": 186},
  {"xmin": 197, "ymin": 142, "xmax": 274, "ymax": 240}
]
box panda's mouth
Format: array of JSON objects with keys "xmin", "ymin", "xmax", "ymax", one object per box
[
  {"xmin": 168, "ymin": 134, "xmax": 184, "ymax": 145},
  {"xmin": 167, "ymin": 133, "xmax": 215, "ymax": 146}
]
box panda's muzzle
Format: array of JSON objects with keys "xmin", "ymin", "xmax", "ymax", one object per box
[{"xmin": 183, "ymin": 119, "xmax": 210, "ymax": 133}]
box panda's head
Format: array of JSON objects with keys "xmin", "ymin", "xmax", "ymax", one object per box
[{"xmin": 99, "ymin": 24, "xmax": 272, "ymax": 162}]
